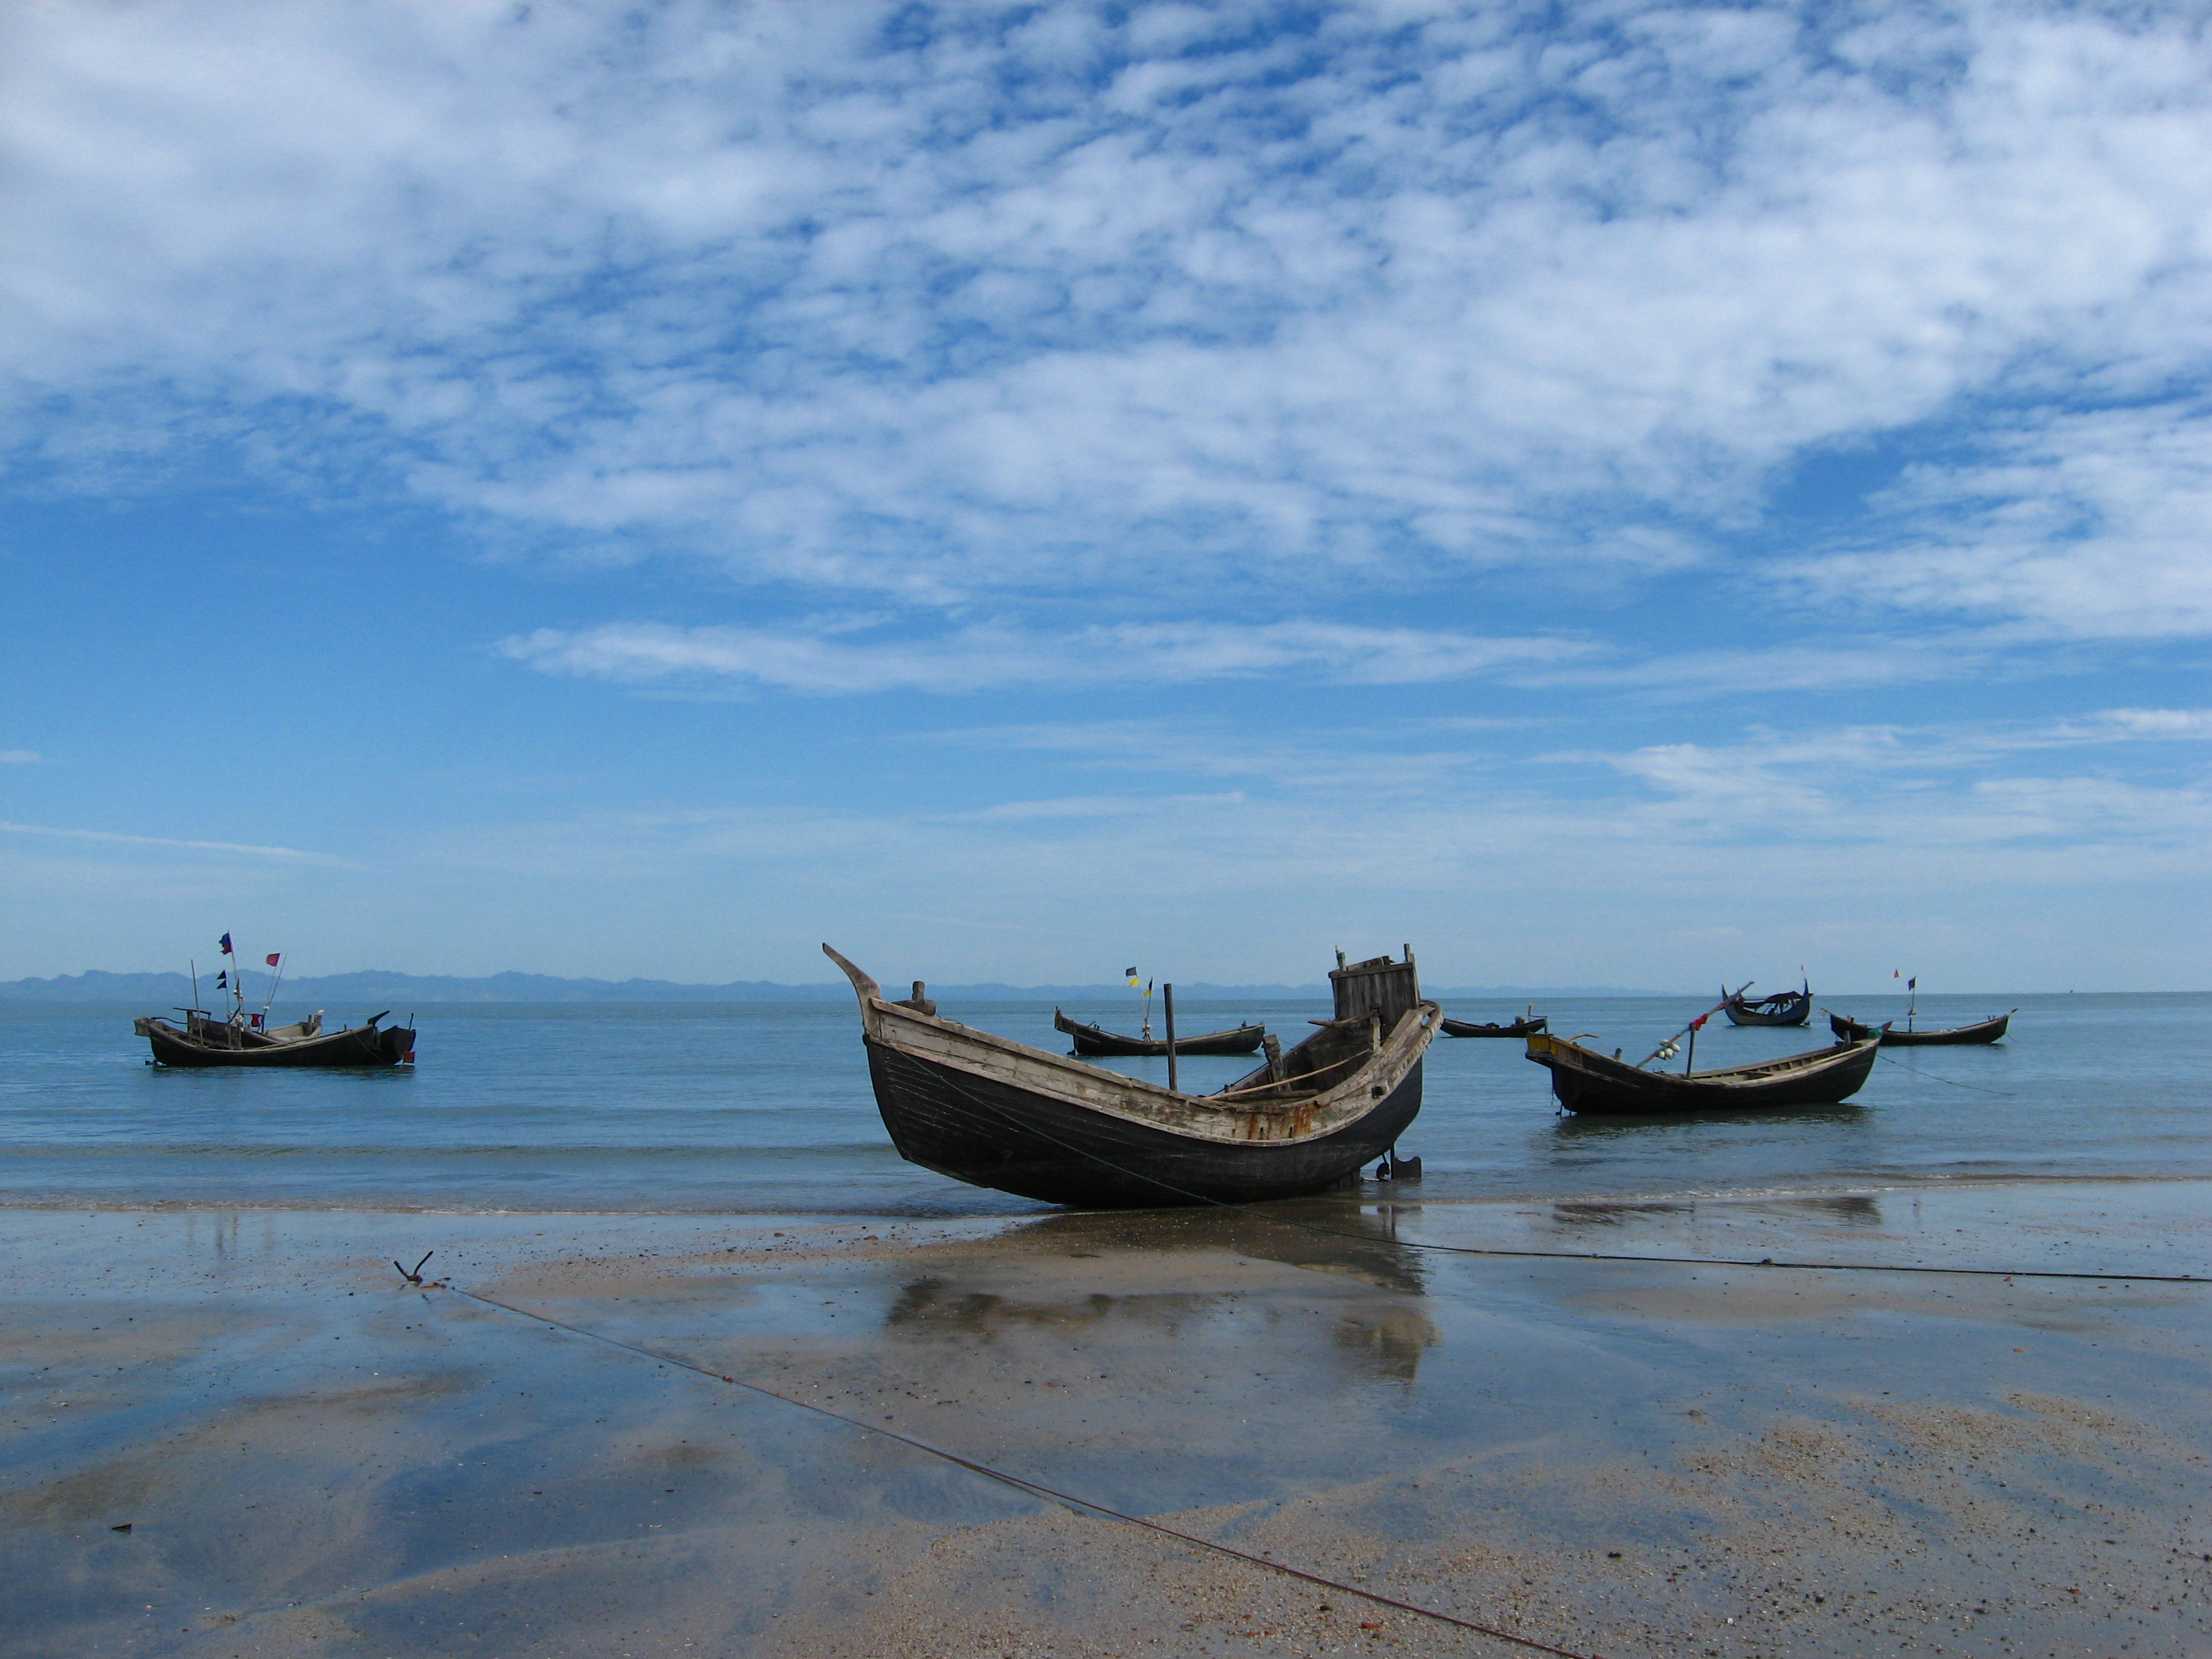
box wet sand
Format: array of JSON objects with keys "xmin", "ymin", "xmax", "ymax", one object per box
[{"xmin": 4, "ymin": 1184, "xmax": 2209, "ymax": 1658}]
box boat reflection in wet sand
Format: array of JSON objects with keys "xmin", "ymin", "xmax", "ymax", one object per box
[
  {"xmin": 1525, "ymin": 1030, "xmax": 1879, "ymax": 1115},
  {"xmin": 827, "ymin": 943, "xmax": 1437, "ymax": 1208}
]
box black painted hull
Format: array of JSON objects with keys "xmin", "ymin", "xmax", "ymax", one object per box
[
  {"xmin": 1441, "ymin": 1016, "xmax": 1546, "ymax": 1038},
  {"xmin": 866, "ymin": 1038, "xmax": 1422, "ymax": 1208},
  {"xmin": 1721, "ymin": 994, "xmax": 1811, "ymax": 1027},
  {"xmin": 143, "ymin": 1022, "xmax": 415, "ymax": 1068},
  {"xmin": 1055, "ymin": 1012, "xmax": 1266, "ymax": 1057},
  {"xmin": 1527, "ymin": 1036, "xmax": 1876, "ymax": 1115},
  {"xmin": 1830, "ymin": 1012, "xmax": 2010, "ymax": 1046}
]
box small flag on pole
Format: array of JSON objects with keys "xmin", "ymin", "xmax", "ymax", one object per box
[
  {"xmin": 1125, "ymin": 966, "xmax": 1141, "ymax": 987},
  {"xmin": 266, "ymin": 953, "xmax": 282, "ymax": 967},
  {"xmin": 215, "ymin": 971, "xmax": 226, "ymax": 989},
  {"xmin": 1907, "ymin": 977, "xmax": 1916, "ymax": 990},
  {"xmin": 219, "ymin": 933, "xmax": 233, "ymax": 955}
]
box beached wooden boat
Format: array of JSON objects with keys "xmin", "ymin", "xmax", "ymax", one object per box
[
  {"xmin": 829, "ymin": 944, "xmax": 1438, "ymax": 1207},
  {"xmin": 135, "ymin": 1009, "xmax": 415, "ymax": 1068},
  {"xmin": 1828, "ymin": 1010, "xmax": 2013, "ymax": 1047},
  {"xmin": 1524, "ymin": 1030, "xmax": 1878, "ymax": 1115},
  {"xmin": 1052, "ymin": 1008, "xmax": 1267, "ymax": 1058},
  {"xmin": 1441, "ymin": 1014, "xmax": 1547, "ymax": 1038},
  {"xmin": 1721, "ymin": 981, "xmax": 1812, "ymax": 1027}
]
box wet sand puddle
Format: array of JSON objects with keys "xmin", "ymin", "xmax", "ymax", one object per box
[{"xmin": 2, "ymin": 1192, "xmax": 2208, "ymax": 1657}]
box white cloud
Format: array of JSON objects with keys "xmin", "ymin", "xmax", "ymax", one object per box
[
  {"xmin": 1588, "ymin": 721, "xmax": 2212, "ymax": 858},
  {"xmin": 0, "ymin": 821, "xmax": 340, "ymax": 863},
  {"xmin": 0, "ymin": 750, "xmax": 41, "ymax": 765},
  {"xmin": 497, "ymin": 616, "xmax": 1591, "ymax": 694},
  {"xmin": 3, "ymin": 0, "xmax": 2209, "ymax": 632},
  {"xmin": 1797, "ymin": 405, "xmax": 2212, "ymax": 637},
  {"xmin": 2093, "ymin": 708, "xmax": 2212, "ymax": 739}
]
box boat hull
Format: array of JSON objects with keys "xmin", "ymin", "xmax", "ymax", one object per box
[
  {"xmin": 1441, "ymin": 1016, "xmax": 1545, "ymax": 1038},
  {"xmin": 1055, "ymin": 1012, "xmax": 1266, "ymax": 1058},
  {"xmin": 866, "ymin": 1038, "xmax": 1421, "ymax": 1207},
  {"xmin": 139, "ymin": 1020, "xmax": 415, "ymax": 1068},
  {"xmin": 1829, "ymin": 1012, "xmax": 2011, "ymax": 1047},
  {"xmin": 1721, "ymin": 994, "xmax": 1811, "ymax": 1028},
  {"xmin": 1527, "ymin": 1033, "xmax": 1877, "ymax": 1115}
]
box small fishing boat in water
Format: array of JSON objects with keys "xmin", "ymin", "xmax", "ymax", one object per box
[
  {"xmin": 135, "ymin": 1008, "xmax": 415, "ymax": 1068},
  {"xmin": 1525, "ymin": 1029, "xmax": 1878, "ymax": 1115},
  {"xmin": 133, "ymin": 932, "xmax": 415, "ymax": 1068},
  {"xmin": 1828, "ymin": 1010, "xmax": 2013, "ymax": 1046},
  {"xmin": 829, "ymin": 944, "xmax": 1437, "ymax": 1207},
  {"xmin": 1053, "ymin": 1008, "xmax": 1266, "ymax": 1057},
  {"xmin": 1721, "ymin": 980, "xmax": 1812, "ymax": 1027},
  {"xmin": 1440, "ymin": 1013, "xmax": 1547, "ymax": 1038}
]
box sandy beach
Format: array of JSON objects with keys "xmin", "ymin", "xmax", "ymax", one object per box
[{"xmin": 5, "ymin": 1184, "xmax": 2208, "ymax": 1658}]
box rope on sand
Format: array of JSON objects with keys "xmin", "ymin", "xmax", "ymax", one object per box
[{"xmin": 440, "ymin": 1282, "xmax": 1609, "ymax": 1659}]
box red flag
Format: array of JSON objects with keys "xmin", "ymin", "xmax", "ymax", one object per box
[{"xmin": 266, "ymin": 953, "xmax": 282, "ymax": 967}]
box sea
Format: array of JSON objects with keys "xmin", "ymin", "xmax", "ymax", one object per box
[{"xmin": 2, "ymin": 992, "xmax": 2206, "ymax": 1216}]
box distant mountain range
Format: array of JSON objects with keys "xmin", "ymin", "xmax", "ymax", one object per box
[{"xmin": 0, "ymin": 969, "xmax": 1663, "ymax": 1004}]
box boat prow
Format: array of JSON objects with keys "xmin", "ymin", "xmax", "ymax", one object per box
[{"xmin": 827, "ymin": 943, "xmax": 1437, "ymax": 1208}]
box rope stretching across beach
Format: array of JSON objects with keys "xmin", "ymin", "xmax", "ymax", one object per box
[
  {"xmin": 413, "ymin": 1058, "xmax": 2199, "ymax": 1659},
  {"xmin": 438, "ymin": 1281, "xmax": 1611, "ymax": 1659}
]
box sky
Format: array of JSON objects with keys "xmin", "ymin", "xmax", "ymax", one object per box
[{"xmin": 2, "ymin": 0, "xmax": 2208, "ymax": 992}]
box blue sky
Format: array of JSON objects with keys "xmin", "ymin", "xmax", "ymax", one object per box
[{"xmin": 2, "ymin": 0, "xmax": 2208, "ymax": 991}]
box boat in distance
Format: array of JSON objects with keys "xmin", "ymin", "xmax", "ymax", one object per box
[
  {"xmin": 1524, "ymin": 1029, "xmax": 1878, "ymax": 1115},
  {"xmin": 828, "ymin": 943, "xmax": 1438, "ymax": 1208},
  {"xmin": 1721, "ymin": 980, "xmax": 1812, "ymax": 1027},
  {"xmin": 1829, "ymin": 1010, "xmax": 2013, "ymax": 1047},
  {"xmin": 1052, "ymin": 1008, "xmax": 1267, "ymax": 1058},
  {"xmin": 135, "ymin": 1009, "xmax": 416, "ymax": 1068},
  {"xmin": 1440, "ymin": 1014, "xmax": 1547, "ymax": 1038}
]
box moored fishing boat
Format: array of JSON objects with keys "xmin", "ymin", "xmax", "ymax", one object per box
[
  {"xmin": 1052, "ymin": 1008, "xmax": 1266, "ymax": 1057},
  {"xmin": 1441, "ymin": 1014, "xmax": 1546, "ymax": 1038},
  {"xmin": 1721, "ymin": 980, "xmax": 1812, "ymax": 1027},
  {"xmin": 828, "ymin": 944, "xmax": 1437, "ymax": 1207},
  {"xmin": 132, "ymin": 931, "xmax": 415, "ymax": 1068},
  {"xmin": 1524, "ymin": 1029, "xmax": 1878, "ymax": 1115},
  {"xmin": 1829, "ymin": 1010, "xmax": 2013, "ymax": 1046},
  {"xmin": 135, "ymin": 1010, "xmax": 416, "ymax": 1068}
]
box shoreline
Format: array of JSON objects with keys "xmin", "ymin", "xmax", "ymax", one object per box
[{"xmin": 5, "ymin": 1182, "xmax": 2208, "ymax": 1655}]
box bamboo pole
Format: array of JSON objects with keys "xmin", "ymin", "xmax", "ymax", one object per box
[{"xmin": 1163, "ymin": 984, "xmax": 1178, "ymax": 1094}]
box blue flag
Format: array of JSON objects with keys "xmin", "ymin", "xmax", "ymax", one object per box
[{"xmin": 219, "ymin": 933, "xmax": 233, "ymax": 955}]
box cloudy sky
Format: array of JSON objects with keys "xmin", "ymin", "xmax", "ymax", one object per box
[{"xmin": 3, "ymin": 0, "xmax": 2208, "ymax": 990}]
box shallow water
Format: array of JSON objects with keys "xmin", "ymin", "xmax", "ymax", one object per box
[{"xmin": 1, "ymin": 992, "xmax": 2205, "ymax": 1213}]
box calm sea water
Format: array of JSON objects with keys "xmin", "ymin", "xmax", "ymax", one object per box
[{"xmin": 2, "ymin": 993, "xmax": 2205, "ymax": 1215}]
